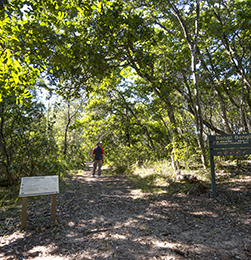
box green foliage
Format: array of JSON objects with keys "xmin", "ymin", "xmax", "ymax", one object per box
[
  {"xmin": 0, "ymin": 96, "xmax": 66, "ymax": 183},
  {"xmin": 0, "ymin": 5, "xmax": 41, "ymax": 103},
  {"xmin": 1, "ymin": 0, "xmax": 251, "ymax": 184},
  {"xmin": 48, "ymin": 98, "xmax": 87, "ymax": 169},
  {"xmin": 107, "ymin": 144, "xmax": 152, "ymax": 172}
]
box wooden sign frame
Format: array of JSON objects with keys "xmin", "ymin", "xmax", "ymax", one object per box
[
  {"xmin": 208, "ymin": 134, "xmax": 251, "ymax": 197},
  {"xmin": 19, "ymin": 175, "xmax": 59, "ymax": 230}
]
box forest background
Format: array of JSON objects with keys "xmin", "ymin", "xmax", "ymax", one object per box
[{"xmin": 1, "ymin": 0, "xmax": 251, "ymax": 187}]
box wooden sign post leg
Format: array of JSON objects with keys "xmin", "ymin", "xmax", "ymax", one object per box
[
  {"xmin": 210, "ymin": 154, "xmax": 217, "ymax": 198},
  {"xmin": 51, "ymin": 194, "xmax": 57, "ymax": 222},
  {"xmin": 21, "ymin": 197, "xmax": 28, "ymax": 230}
]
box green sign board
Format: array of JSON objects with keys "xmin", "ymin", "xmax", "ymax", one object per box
[{"xmin": 208, "ymin": 134, "xmax": 251, "ymax": 197}]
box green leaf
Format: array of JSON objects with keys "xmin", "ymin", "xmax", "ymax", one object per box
[{"xmin": 98, "ymin": 2, "xmax": 102, "ymax": 13}]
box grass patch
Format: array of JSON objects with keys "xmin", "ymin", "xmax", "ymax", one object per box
[
  {"xmin": 0, "ymin": 185, "xmax": 20, "ymax": 208},
  {"xmin": 0, "ymin": 171, "xmax": 75, "ymax": 212},
  {"xmin": 106, "ymin": 159, "xmax": 215, "ymax": 196}
]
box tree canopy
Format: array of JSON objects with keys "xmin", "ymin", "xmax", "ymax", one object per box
[{"xmin": 1, "ymin": 0, "xmax": 251, "ymax": 182}]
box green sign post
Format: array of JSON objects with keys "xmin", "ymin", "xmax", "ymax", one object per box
[{"xmin": 208, "ymin": 134, "xmax": 251, "ymax": 197}]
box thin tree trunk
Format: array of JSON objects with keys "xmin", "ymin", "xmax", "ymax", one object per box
[
  {"xmin": 212, "ymin": 6, "xmax": 251, "ymax": 90},
  {"xmin": 241, "ymin": 81, "xmax": 249, "ymax": 133},
  {"xmin": 125, "ymin": 33, "xmax": 181, "ymax": 172},
  {"xmin": 63, "ymin": 101, "xmax": 70, "ymax": 156},
  {"xmin": 143, "ymin": 101, "xmax": 181, "ymax": 174},
  {"xmin": 116, "ymin": 91, "xmax": 158, "ymax": 155},
  {"xmin": 167, "ymin": 0, "xmax": 207, "ymax": 167},
  {"xmin": 197, "ymin": 47, "xmax": 233, "ymax": 134},
  {"xmin": 145, "ymin": 83, "xmax": 181, "ymax": 174},
  {"xmin": 178, "ymin": 74, "xmax": 228, "ymax": 136},
  {"xmin": 125, "ymin": 108, "xmax": 131, "ymax": 147},
  {"xmin": 0, "ymin": 103, "xmax": 12, "ymax": 183},
  {"xmin": 245, "ymin": 86, "xmax": 251, "ymax": 121},
  {"xmin": 191, "ymin": 45, "xmax": 207, "ymax": 167},
  {"xmin": 63, "ymin": 99, "xmax": 84, "ymax": 156}
]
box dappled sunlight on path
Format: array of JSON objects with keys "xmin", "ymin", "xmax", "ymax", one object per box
[{"xmin": 1, "ymin": 166, "xmax": 251, "ymax": 259}]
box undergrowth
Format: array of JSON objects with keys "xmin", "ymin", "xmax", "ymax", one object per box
[
  {"xmin": 0, "ymin": 171, "xmax": 74, "ymax": 212},
  {"xmin": 106, "ymin": 159, "xmax": 211, "ymax": 195},
  {"xmin": 1, "ymin": 158, "xmax": 249, "ymax": 210}
]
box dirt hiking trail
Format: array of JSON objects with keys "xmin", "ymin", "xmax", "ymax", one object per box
[{"xmin": 1, "ymin": 164, "xmax": 251, "ymax": 260}]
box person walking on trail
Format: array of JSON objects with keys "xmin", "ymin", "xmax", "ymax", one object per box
[{"xmin": 92, "ymin": 141, "xmax": 105, "ymax": 178}]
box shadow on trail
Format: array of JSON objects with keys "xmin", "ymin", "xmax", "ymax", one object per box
[{"xmin": 1, "ymin": 164, "xmax": 251, "ymax": 259}]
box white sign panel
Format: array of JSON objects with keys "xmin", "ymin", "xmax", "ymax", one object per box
[{"xmin": 19, "ymin": 175, "xmax": 59, "ymax": 197}]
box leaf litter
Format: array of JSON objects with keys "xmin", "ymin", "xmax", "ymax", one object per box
[{"xmin": 0, "ymin": 164, "xmax": 251, "ymax": 260}]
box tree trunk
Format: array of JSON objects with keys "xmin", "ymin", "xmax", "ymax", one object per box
[
  {"xmin": 241, "ymin": 82, "xmax": 249, "ymax": 133},
  {"xmin": 125, "ymin": 108, "xmax": 131, "ymax": 147},
  {"xmin": 63, "ymin": 101, "xmax": 70, "ymax": 156},
  {"xmin": 212, "ymin": 7, "xmax": 251, "ymax": 90},
  {"xmin": 191, "ymin": 45, "xmax": 207, "ymax": 168},
  {"xmin": 117, "ymin": 91, "xmax": 158, "ymax": 155},
  {"xmin": 168, "ymin": 0, "xmax": 207, "ymax": 167},
  {"xmin": 147, "ymin": 83, "xmax": 181, "ymax": 174},
  {"xmin": 0, "ymin": 103, "xmax": 12, "ymax": 183},
  {"xmin": 197, "ymin": 47, "xmax": 233, "ymax": 134},
  {"xmin": 245, "ymin": 86, "xmax": 251, "ymax": 122},
  {"xmin": 63, "ymin": 99, "xmax": 84, "ymax": 156}
]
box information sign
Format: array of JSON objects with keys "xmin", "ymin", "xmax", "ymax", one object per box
[
  {"xmin": 19, "ymin": 175, "xmax": 59, "ymax": 229},
  {"xmin": 19, "ymin": 175, "xmax": 59, "ymax": 197},
  {"xmin": 208, "ymin": 134, "xmax": 251, "ymax": 197}
]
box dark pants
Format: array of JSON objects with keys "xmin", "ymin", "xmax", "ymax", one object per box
[{"xmin": 93, "ymin": 160, "xmax": 102, "ymax": 176}]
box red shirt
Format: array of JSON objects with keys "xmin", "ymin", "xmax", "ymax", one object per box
[
  {"xmin": 92, "ymin": 147, "xmax": 104, "ymax": 155},
  {"xmin": 92, "ymin": 146, "xmax": 104, "ymax": 160}
]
